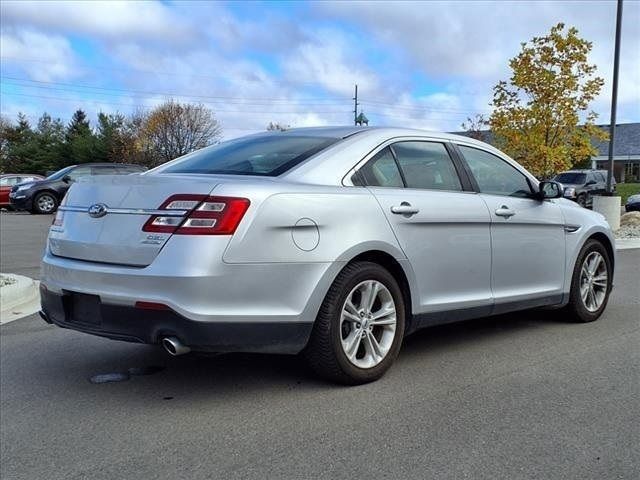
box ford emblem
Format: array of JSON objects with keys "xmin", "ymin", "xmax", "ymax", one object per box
[{"xmin": 88, "ymin": 203, "xmax": 108, "ymax": 218}]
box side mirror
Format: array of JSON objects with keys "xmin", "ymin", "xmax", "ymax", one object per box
[
  {"xmin": 62, "ymin": 175, "xmax": 72, "ymax": 183},
  {"xmin": 537, "ymin": 181, "xmax": 563, "ymax": 200}
]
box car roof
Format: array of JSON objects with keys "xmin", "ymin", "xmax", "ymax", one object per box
[{"xmin": 265, "ymin": 126, "xmax": 484, "ymax": 144}]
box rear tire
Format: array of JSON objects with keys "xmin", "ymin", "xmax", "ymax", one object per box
[
  {"xmin": 304, "ymin": 261, "xmax": 405, "ymax": 385},
  {"xmin": 32, "ymin": 192, "xmax": 58, "ymax": 214},
  {"xmin": 563, "ymin": 239, "xmax": 612, "ymax": 323}
]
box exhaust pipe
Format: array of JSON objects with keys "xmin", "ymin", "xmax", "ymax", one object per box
[{"xmin": 162, "ymin": 336, "xmax": 191, "ymax": 356}]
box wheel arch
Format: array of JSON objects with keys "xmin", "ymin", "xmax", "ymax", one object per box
[{"xmin": 586, "ymin": 232, "xmax": 615, "ymax": 276}]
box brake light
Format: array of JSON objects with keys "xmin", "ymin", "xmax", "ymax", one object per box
[{"xmin": 142, "ymin": 194, "xmax": 250, "ymax": 235}]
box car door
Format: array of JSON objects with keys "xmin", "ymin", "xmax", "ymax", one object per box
[
  {"xmin": 0, "ymin": 176, "xmax": 19, "ymax": 205},
  {"xmin": 355, "ymin": 140, "xmax": 493, "ymax": 319},
  {"xmin": 456, "ymin": 144, "xmax": 565, "ymax": 311}
]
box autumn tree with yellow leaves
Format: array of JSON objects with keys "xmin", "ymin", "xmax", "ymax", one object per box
[{"xmin": 489, "ymin": 23, "xmax": 607, "ymax": 178}]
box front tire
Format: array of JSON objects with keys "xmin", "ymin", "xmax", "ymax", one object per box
[
  {"xmin": 304, "ymin": 261, "xmax": 405, "ymax": 385},
  {"xmin": 32, "ymin": 192, "xmax": 58, "ymax": 214},
  {"xmin": 563, "ymin": 239, "xmax": 612, "ymax": 323},
  {"xmin": 576, "ymin": 193, "xmax": 588, "ymax": 208}
]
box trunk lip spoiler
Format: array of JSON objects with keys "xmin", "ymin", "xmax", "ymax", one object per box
[{"xmin": 59, "ymin": 205, "xmax": 188, "ymax": 217}]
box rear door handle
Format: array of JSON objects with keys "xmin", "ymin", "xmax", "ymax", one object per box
[
  {"xmin": 391, "ymin": 202, "xmax": 419, "ymax": 216},
  {"xmin": 495, "ymin": 205, "xmax": 516, "ymax": 218}
]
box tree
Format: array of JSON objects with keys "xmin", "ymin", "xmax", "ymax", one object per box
[
  {"xmin": 64, "ymin": 109, "xmax": 97, "ymax": 165},
  {"xmin": 141, "ymin": 100, "xmax": 222, "ymax": 165},
  {"xmin": 460, "ymin": 114, "xmax": 488, "ymax": 142},
  {"xmin": 266, "ymin": 121, "xmax": 289, "ymax": 132},
  {"xmin": 489, "ymin": 23, "xmax": 607, "ymax": 178}
]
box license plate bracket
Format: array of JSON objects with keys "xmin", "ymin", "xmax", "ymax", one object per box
[{"xmin": 64, "ymin": 292, "xmax": 102, "ymax": 326}]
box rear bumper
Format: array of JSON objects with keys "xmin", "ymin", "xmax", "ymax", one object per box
[
  {"xmin": 40, "ymin": 240, "xmax": 344, "ymax": 353},
  {"xmin": 40, "ymin": 288, "xmax": 312, "ymax": 353}
]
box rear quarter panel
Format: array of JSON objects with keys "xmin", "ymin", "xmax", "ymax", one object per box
[{"xmin": 221, "ymin": 185, "xmax": 406, "ymax": 264}]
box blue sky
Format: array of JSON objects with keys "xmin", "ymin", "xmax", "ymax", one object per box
[{"xmin": 1, "ymin": 0, "xmax": 638, "ymax": 139}]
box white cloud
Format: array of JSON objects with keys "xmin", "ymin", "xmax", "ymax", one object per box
[
  {"xmin": 319, "ymin": 0, "xmax": 640, "ymax": 124},
  {"xmin": 0, "ymin": 29, "xmax": 78, "ymax": 81},
  {"xmin": 0, "ymin": 0, "xmax": 192, "ymax": 43}
]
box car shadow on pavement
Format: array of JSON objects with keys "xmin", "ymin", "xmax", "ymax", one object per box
[
  {"xmin": 1, "ymin": 308, "xmax": 572, "ymax": 405},
  {"xmin": 62, "ymin": 308, "xmax": 569, "ymax": 394}
]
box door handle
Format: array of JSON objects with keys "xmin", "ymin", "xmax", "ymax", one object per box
[
  {"xmin": 391, "ymin": 202, "xmax": 419, "ymax": 215},
  {"xmin": 495, "ymin": 205, "xmax": 516, "ymax": 218}
]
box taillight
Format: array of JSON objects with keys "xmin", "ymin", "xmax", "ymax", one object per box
[{"xmin": 142, "ymin": 194, "xmax": 250, "ymax": 235}]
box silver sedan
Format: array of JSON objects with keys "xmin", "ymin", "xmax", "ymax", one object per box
[{"xmin": 40, "ymin": 127, "xmax": 615, "ymax": 384}]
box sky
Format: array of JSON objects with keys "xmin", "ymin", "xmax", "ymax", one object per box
[{"xmin": 1, "ymin": 0, "xmax": 639, "ymax": 139}]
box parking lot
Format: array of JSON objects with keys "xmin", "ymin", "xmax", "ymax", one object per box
[{"xmin": 1, "ymin": 211, "xmax": 639, "ymax": 479}]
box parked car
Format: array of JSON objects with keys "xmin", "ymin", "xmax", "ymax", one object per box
[
  {"xmin": 626, "ymin": 194, "xmax": 640, "ymax": 212},
  {"xmin": 1, "ymin": 174, "xmax": 44, "ymax": 209},
  {"xmin": 10, "ymin": 163, "xmax": 146, "ymax": 214},
  {"xmin": 40, "ymin": 127, "xmax": 615, "ymax": 384},
  {"xmin": 553, "ymin": 169, "xmax": 615, "ymax": 208}
]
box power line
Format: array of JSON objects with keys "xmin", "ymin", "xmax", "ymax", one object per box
[
  {"xmin": 1, "ymin": 76, "xmax": 349, "ymax": 105},
  {"xmin": 0, "ymin": 91, "xmax": 352, "ymax": 115}
]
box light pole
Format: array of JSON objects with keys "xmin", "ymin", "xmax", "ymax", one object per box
[
  {"xmin": 606, "ymin": 0, "xmax": 623, "ymax": 194},
  {"xmin": 594, "ymin": 0, "xmax": 624, "ymax": 230}
]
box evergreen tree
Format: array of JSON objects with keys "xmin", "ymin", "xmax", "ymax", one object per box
[{"xmin": 64, "ymin": 109, "xmax": 96, "ymax": 164}]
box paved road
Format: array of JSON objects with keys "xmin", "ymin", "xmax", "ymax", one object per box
[
  {"xmin": 1, "ymin": 215, "xmax": 639, "ymax": 479},
  {"xmin": 0, "ymin": 211, "xmax": 51, "ymax": 278}
]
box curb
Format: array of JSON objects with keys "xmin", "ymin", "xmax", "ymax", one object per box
[
  {"xmin": 0, "ymin": 274, "xmax": 41, "ymax": 324},
  {"xmin": 615, "ymin": 239, "xmax": 640, "ymax": 250}
]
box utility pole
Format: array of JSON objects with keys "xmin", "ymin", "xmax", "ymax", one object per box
[
  {"xmin": 353, "ymin": 84, "xmax": 359, "ymax": 126},
  {"xmin": 606, "ymin": 0, "xmax": 623, "ymax": 194}
]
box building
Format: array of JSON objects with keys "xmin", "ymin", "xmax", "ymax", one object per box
[
  {"xmin": 591, "ymin": 123, "xmax": 640, "ymax": 183},
  {"xmin": 455, "ymin": 122, "xmax": 640, "ymax": 182}
]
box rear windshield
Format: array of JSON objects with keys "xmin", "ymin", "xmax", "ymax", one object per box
[
  {"xmin": 156, "ymin": 135, "xmax": 339, "ymax": 176},
  {"xmin": 554, "ymin": 172, "xmax": 586, "ymax": 184}
]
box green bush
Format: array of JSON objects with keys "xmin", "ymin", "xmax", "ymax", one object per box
[{"xmin": 617, "ymin": 183, "xmax": 640, "ymax": 204}]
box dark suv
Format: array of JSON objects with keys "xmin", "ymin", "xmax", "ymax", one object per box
[
  {"xmin": 553, "ymin": 169, "xmax": 615, "ymax": 208},
  {"xmin": 9, "ymin": 163, "xmax": 146, "ymax": 214}
]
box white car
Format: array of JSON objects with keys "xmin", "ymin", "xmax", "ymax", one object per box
[{"xmin": 40, "ymin": 127, "xmax": 615, "ymax": 384}]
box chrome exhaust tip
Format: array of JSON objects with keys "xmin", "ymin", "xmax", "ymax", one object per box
[{"xmin": 162, "ymin": 336, "xmax": 191, "ymax": 356}]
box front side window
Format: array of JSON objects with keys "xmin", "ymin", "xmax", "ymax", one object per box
[
  {"xmin": 458, "ymin": 145, "xmax": 532, "ymax": 197},
  {"xmin": 91, "ymin": 166, "xmax": 115, "ymax": 175},
  {"xmin": 157, "ymin": 135, "xmax": 339, "ymax": 177},
  {"xmin": 357, "ymin": 147, "xmax": 403, "ymax": 188},
  {"xmin": 67, "ymin": 166, "xmax": 92, "ymax": 181},
  {"xmin": 392, "ymin": 142, "xmax": 462, "ymax": 191}
]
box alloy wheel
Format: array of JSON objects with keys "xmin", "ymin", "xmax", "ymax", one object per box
[
  {"xmin": 339, "ymin": 280, "xmax": 397, "ymax": 369},
  {"xmin": 579, "ymin": 251, "xmax": 608, "ymax": 312},
  {"xmin": 37, "ymin": 194, "xmax": 56, "ymax": 213}
]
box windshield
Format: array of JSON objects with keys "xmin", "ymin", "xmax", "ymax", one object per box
[
  {"xmin": 46, "ymin": 165, "xmax": 75, "ymax": 181},
  {"xmin": 554, "ymin": 172, "xmax": 586, "ymax": 184},
  {"xmin": 156, "ymin": 135, "xmax": 340, "ymax": 176}
]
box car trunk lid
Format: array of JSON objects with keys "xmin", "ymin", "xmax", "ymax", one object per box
[{"xmin": 48, "ymin": 174, "xmax": 219, "ymax": 266}]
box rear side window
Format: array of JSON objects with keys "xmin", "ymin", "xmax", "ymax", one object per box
[
  {"xmin": 357, "ymin": 147, "xmax": 404, "ymax": 188},
  {"xmin": 458, "ymin": 145, "xmax": 532, "ymax": 197},
  {"xmin": 158, "ymin": 135, "xmax": 339, "ymax": 176},
  {"xmin": 392, "ymin": 142, "xmax": 462, "ymax": 191}
]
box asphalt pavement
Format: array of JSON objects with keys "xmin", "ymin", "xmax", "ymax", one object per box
[{"xmin": 1, "ymin": 212, "xmax": 639, "ymax": 480}]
